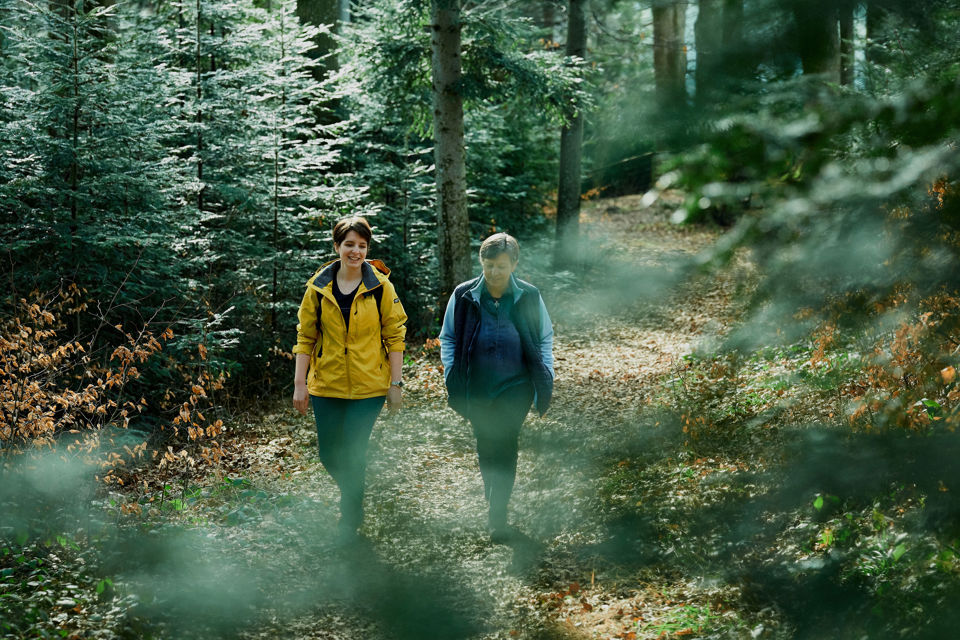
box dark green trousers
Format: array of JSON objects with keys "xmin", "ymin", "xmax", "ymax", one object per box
[{"xmin": 310, "ymin": 395, "xmax": 385, "ymax": 533}]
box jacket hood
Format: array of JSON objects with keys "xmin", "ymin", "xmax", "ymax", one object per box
[{"xmin": 308, "ymin": 259, "xmax": 391, "ymax": 293}]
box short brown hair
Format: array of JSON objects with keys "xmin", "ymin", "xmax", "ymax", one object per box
[
  {"xmin": 479, "ymin": 232, "xmax": 519, "ymax": 263},
  {"xmin": 332, "ymin": 216, "xmax": 373, "ymax": 245}
]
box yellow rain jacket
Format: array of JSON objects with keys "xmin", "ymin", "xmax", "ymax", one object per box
[{"xmin": 293, "ymin": 259, "xmax": 407, "ymax": 399}]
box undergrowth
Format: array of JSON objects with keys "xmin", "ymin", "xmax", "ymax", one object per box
[
  {"xmin": 599, "ymin": 291, "xmax": 960, "ymax": 638},
  {"xmin": 0, "ymin": 287, "xmax": 234, "ymax": 639}
]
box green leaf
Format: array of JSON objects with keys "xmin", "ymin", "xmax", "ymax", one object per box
[
  {"xmin": 819, "ymin": 528, "xmax": 834, "ymax": 547},
  {"xmin": 95, "ymin": 578, "xmax": 113, "ymax": 595},
  {"xmin": 813, "ymin": 495, "xmax": 824, "ymax": 511},
  {"xmin": 892, "ymin": 543, "xmax": 906, "ymax": 562}
]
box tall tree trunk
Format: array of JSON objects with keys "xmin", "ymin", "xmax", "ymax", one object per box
[
  {"xmin": 652, "ymin": 0, "xmax": 687, "ymax": 106},
  {"xmin": 296, "ymin": 0, "xmax": 339, "ymax": 79},
  {"xmin": 431, "ymin": 0, "xmax": 471, "ymax": 304},
  {"xmin": 839, "ymin": 3, "xmax": 855, "ymax": 86},
  {"xmin": 196, "ymin": 0, "xmax": 204, "ymax": 214},
  {"xmin": 542, "ymin": 0, "xmax": 557, "ymax": 43},
  {"xmin": 271, "ymin": 4, "xmax": 289, "ymax": 337},
  {"xmin": 555, "ymin": 0, "xmax": 586, "ymax": 268},
  {"xmin": 794, "ymin": 2, "xmax": 840, "ymax": 81},
  {"xmin": 722, "ymin": 0, "xmax": 744, "ymax": 77},
  {"xmin": 722, "ymin": 0, "xmax": 742, "ymax": 47},
  {"xmin": 865, "ymin": 0, "xmax": 889, "ymax": 68},
  {"xmin": 695, "ymin": 0, "xmax": 722, "ymax": 104},
  {"xmin": 70, "ymin": 5, "xmax": 79, "ymax": 226}
]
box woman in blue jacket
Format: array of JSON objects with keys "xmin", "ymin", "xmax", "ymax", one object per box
[{"xmin": 439, "ymin": 233, "xmax": 554, "ymax": 542}]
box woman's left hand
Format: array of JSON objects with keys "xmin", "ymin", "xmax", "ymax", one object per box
[{"xmin": 386, "ymin": 385, "xmax": 403, "ymax": 414}]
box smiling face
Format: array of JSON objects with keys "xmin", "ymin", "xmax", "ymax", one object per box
[
  {"xmin": 481, "ymin": 252, "xmax": 518, "ymax": 297},
  {"xmin": 334, "ymin": 230, "xmax": 368, "ymax": 271}
]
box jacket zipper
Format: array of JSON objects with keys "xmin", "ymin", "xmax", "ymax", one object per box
[
  {"xmin": 343, "ymin": 285, "xmax": 363, "ymax": 397},
  {"xmin": 464, "ymin": 295, "xmax": 483, "ymax": 406}
]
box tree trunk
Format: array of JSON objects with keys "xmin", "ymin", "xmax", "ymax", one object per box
[
  {"xmin": 722, "ymin": 0, "xmax": 745, "ymax": 74},
  {"xmin": 795, "ymin": 2, "xmax": 840, "ymax": 81},
  {"xmin": 70, "ymin": 5, "xmax": 79, "ymax": 226},
  {"xmin": 722, "ymin": 0, "xmax": 743, "ymax": 38},
  {"xmin": 839, "ymin": 3, "xmax": 854, "ymax": 86},
  {"xmin": 865, "ymin": 0, "xmax": 889, "ymax": 68},
  {"xmin": 431, "ymin": 0, "xmax": 471, "ymax": 303},
  {"xmin": 695, "ymin": 0, "xmax": 722, "ymax": 104},
  {"xmin": 196, "ymin": 0, "xmax": 204, "ymax": 214},
  {"xmin": 652, "ymin": 0, "xmax": 687, "ymax": 106},
  {"xmin": 555, "ymin": 0, "xmax": 586, "ymax": 268},
  {"xmin": 296, "ymin": 0, "xmax": 339, "ymax": 78},
  {"xmin": 271, "ymin": 4, "xmax": 290, "ymax": 337},
  {"xmin": 542, "ymin": 0, "xmax": 557, "ymax": 43}
]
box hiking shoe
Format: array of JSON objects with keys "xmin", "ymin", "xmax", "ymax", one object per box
[{"xmin": 490, "ymin": 524, "xmax": 520, "ymax": 545}]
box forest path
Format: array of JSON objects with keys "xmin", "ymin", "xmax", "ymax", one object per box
[{"xmin": 225, "ymin": 194, "xmax": 750, "ymax": 640}]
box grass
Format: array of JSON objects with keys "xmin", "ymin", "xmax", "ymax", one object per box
[{"xmin": 638, "ymin": 603, "xmax": 718, "ymax": 637}]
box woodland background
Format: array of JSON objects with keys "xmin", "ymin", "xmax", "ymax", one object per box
[{"xmin": 3, "ymin": 0, "xmax": 960, "ymax": 638}]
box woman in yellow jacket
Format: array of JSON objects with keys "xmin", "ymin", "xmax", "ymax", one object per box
[{"xmin": 292, "ymin": 216, "xmax": 407, "ymax": 542}]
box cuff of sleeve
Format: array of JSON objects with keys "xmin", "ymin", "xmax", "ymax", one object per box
[
  {"xmin": 387, "ymin": 343, "xmax": 406, "ymax": 353},
  {"xmin": 292, "ymin": 344, "xmax": 314, "ymax": 356}
]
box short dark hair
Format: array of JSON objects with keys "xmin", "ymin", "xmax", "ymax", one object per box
[
  {"xmin": 332, "ymin": 216, "xmax": 373, "ymax": 245},
  {"xmin": 479, "ymin": 232, "xmax": 519, "ymax": 263}
]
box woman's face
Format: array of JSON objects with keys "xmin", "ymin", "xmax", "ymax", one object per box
[
  {"xmin": 481, "ymin": 252, "xmax": 517, "ymax": 292},
  {"xmin": 335, "ymin": 230, "xmax": 368, "ymax": 269}
]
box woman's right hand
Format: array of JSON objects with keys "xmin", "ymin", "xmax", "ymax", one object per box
[{"xmin": 293, "ymin": 382, "xmax": 309, "ymax": 415}]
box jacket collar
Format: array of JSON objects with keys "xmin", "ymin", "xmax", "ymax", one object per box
[
  {"xmin": 311, "ymin": 259, "xmax": 385, "ymax": 293},
  {"xmin": 467, "ymin": 274, "xmax": 522, "ymax": 304}
]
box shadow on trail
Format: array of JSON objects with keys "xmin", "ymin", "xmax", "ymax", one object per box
[
  {"xmin": 1, "ymin": 454, "xmax": 491, "ymax": 640},
  {"xmin": 101, "ymin": 519, "xmax": 491, "ymax": 639},
  {"xmin": 313, "ymin": 538, "xmax": 488, "ymax": 640},
  {"xmin": 563, "ymin": 418, "xmax": 960, "ymax": 639},
  {"xmin": 504, "ymin": 529, "xmax": 548, "ymax": 577}
]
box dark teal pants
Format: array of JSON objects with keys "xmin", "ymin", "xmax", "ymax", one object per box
[{"xmin": 310, "ymin": 395, "xmax": 385, "ymax": 533}]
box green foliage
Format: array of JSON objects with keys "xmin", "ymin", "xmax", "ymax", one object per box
[
  {"xmin": 584, "ymin": 1, "xmax": 655, "ymax": 196},
  {"xmin": 669, "ymin": 1, "xmax": 960, "ymax": 335},
  {"xmin": 2, "ymin": 0, "xmax": 576, "ymax": 401},
  {"xmin": 1, "ymin": 0, "xmax": 346, "ymax": 419},
  {"xmin": 1, "ymin": 0, "xmax": 181, "ymax": 298},
  {"xmin": 331, "ymin": 0, "xmax": 581, "ymax": 335}
]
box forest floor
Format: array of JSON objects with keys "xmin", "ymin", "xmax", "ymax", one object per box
[
  {"xmin": 114, "ymin": 192, "xmax": 794, "ymax": 640},
  {"xmin": 13, "ymin": 193, "xmax": 924, "ymax": 639}
]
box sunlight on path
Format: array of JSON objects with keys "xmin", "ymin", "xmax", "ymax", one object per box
[{"xmin": 233, "ymin": 196, "xmax": 747, "ymax": 639}]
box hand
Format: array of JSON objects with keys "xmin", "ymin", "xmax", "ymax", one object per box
[
  {"xmin": 292, "ymin": 382, "xmax": 309, "ymax": 416},
  {"xmin": 386, "ymin": 385, "xmax": 403, "ymax": 414}
]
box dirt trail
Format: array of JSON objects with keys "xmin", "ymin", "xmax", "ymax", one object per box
[{"xmin": 223, "ymin": 195, "xmax": 749, "ymax": 640}]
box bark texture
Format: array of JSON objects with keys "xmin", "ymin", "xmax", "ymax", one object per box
[
  {"xmin": 296, "ymin": 0, "xmax": 339, "ymax": 77},
  {"xmin": 653, "ymin": 1, "xmax": 687, "ymax": 105},
  {"xmin": 555, "ymin": 0, "xmax": 586, "ymax": 268},
  {"xmin": 794, "ymin": 2, "xmax": 840, "ymax": 81},
  {"xmin": 839, "ymin": 4, "xmax": 855, "ymax": 86},
  {"xmin": 866, "ymin": 0, "xmax": 890, "ymax": 69},
  {"xmin": 695, "ymin": 0, "xmax": 723, "ymax": 103},
  {"xmin": 431, "ymin": 0, "xmax": 471, "ymax": 301},
  {"xmin": 722, "ymin": 0, "xmax": 743, "ymax": 48}
]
